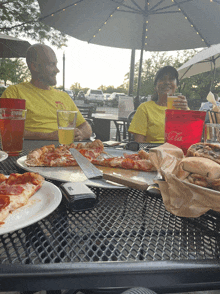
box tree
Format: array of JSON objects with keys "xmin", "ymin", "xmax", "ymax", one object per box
[
  {"xmin": 0, "ymin": 0, "xmax": 67, "ymax": 48},
  {"xmin": 0, "ymin": 58, "xmax": 31, "ymax": 85}
]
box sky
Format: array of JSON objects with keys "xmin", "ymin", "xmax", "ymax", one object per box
[{"xmin": 51, "ymin": 37, "xmax": 150, "ymax": 90}]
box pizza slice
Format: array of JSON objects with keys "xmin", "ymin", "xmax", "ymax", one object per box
[
  {"xmin": 25, "ymin": 139, "xmax": 105, "ymax": 167},
  {"xmin": 0, "ymin": 172, "xmax": 45, "ymax": 223},
  {"xmin": 92, "ymin": 149, "xmax": 156, "ymax": 172}
]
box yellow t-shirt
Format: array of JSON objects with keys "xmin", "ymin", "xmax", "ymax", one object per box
[
  {"xmin": 128, "ymin": 101, "xmax": 166, "ymax": 143},
  {"xmin": 1, "ymin": 82, "xmax": 85, "ymax": 133}
]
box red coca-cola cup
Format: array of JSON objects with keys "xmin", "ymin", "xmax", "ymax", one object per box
[
  {"xmin": 0, "ymin": 98, "xmax": 26, "ymax": 109},
  {"xmin": 165, "ymin": 109, "xmax": 206, "ymax": 154}
]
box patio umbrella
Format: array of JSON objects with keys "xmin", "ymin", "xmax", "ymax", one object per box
[
  {"xmin": 0, "ymin": 33, "xmax": 31, "ymax": 58},
  {"xmin": 178, "ymin": 43, "xmax": 220, "ymax": 84},
  {"xmin": 37, "ymin": 0, "xmax": 220, "ymax": 103}
]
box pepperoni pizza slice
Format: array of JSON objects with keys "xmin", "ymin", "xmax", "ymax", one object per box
[
  {"xmin": 25, "ymin": 139, "xmax": 105, "ymax": 167},
  {"xmin": 91, "ymin": 149, "xmax": 155, "ymax": 172},
  {"xmin": 0, "ymin": 172, "xmax": 45, "ymax": 223}
]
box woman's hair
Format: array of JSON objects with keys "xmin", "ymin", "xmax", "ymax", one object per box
[{"xmin": 151, "ymin": 66, "xmax": 179, "ymax": 101}]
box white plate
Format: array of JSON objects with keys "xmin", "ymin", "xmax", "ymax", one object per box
[
  {"xmin": 0, "ymin": 181, "xmax": 62, "ymax": 235},
  {"xmin": 0, "ymin": 151, "xmax": 8, "ymax": 162},
  {"xmin": 16, "ymin": 148, "xmax": 157, "ymax": 189}
]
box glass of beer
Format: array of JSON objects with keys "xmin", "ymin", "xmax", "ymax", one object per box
[
  {"xmin": 167, "ymin": 93, "xmax": 182, "ymax": 109},
  {"xmin": 57, "ymin": 110, "xmax": 77, "ymax": 145},
  {"xmin": 0, "ymin": 108, "xmax": 27, "ymax": 156}
]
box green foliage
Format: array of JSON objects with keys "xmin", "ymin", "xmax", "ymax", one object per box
[
  {"xmin": 98, "ymin": 84, "xmax": 127, "ymax": 94},
  {"xmin": 0, "ymin": 58, "xmax": 31, "ymax": 85},
  {"xmin": 0, "ymin": 0, "xmax": 67, "ymax": 48}
]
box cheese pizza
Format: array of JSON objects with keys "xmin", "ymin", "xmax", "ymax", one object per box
[{"xmin": 0, "ymin": 172, "xmax": 44, "ymax": 223}]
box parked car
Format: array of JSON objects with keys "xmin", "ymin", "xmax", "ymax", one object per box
[
  {"xmin": 64, "ymin": 89, "xmax": 75, "ymax": 100},
  {"xmin": 103, "ymin": 93, "xmax": 111, "ymax": 105},
  {"xmin": 77, "ymin": 90, "xmax": 85, "ymax": 100},
  {"xmin": 84, "ymin": 89, "xmax": 104, "ymax": 106},
  {"xmin": 108, "ymin": 92, "xmax": 126, "ymax": 107}
]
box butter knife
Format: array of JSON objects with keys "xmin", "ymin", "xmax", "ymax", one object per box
[{"xmin": 69, "ymin": 148, "xmax": 150, "ymax": 190}]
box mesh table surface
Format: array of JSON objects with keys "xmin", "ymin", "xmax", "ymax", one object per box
[{"xmin": 0, "ymin": 140, "xmax": 220, "ymax": 292}]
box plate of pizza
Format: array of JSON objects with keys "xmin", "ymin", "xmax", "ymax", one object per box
[
  {"xmin": 16, "ymin": 140, "xmax": 157, "ymax": 189},
  {"xmin": 0, "ymin": 172, "xmax": 62, "ymax": 235},
  {"xmin": 0, "ymin": 151, "xmax": 8, "ymax": 162}
]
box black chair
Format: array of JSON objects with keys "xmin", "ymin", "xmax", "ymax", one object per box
[
  {"xmin": 114, "ymin": 110, "xmax": 136, "ymax": 142},
  {"xmin": 77, "ymin": 105, "xmax": 96, "ymax": 132},
  {"xmin": 77, "ymin": 105, "xmax": 96, "ymax": 120},
  {"xmin": 208, "ymin": 110, "xmax": 220, "ymax": 124},
  {"xmin": 126, "ymin": 110, "xmax": 136, "ymax": 141}
]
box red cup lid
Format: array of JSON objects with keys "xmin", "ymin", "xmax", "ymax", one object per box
[{"xmin": 0, "ymin": 98, "xmax": 26, "ymax": 109}]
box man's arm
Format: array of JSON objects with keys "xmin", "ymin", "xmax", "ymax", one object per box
[
  {"xmin": 74, "ymin": 121, "xmax": 92, "ymax": 141},
  {"xmin": 24, "ymin": 129, "xmax": 58, "ymax": 140},
  {"xmin": 134, "ymin": 133, "xmax": 146, "ymax": 143},
  {"xmin": 24, "ymin": 121, "xmax": 92, "ymax": 141}
]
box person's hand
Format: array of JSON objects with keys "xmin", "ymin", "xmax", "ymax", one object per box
[
  {"xmin": 74, "ymin": 128, "xmax": 84, "ymax": 141},
  {"xmin": 173, "ymin": 95, "xmax": 188, "ymax": 110}
]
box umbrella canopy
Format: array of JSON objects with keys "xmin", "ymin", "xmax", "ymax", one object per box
[
  {"xmin": 0, "ymin": 33, "xmax": 31, "ymax": 58},
  {"xmin": 178, "ymin": 43, "xmax": 220, "ymax": 80},
  {"xmin": 38, "ymin": 0, "xmax": 220, "ymax": 100}
]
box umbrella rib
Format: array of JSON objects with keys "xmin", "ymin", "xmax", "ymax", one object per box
[
  {"xmin": 130, "ymin": 0, "xmax": 144, "ymax": 12},
  {"xmin": 38, "ymin": 0, "xmax": 84, "ymax": 21},
  {"xmin": 0, "ymin": 41, "xmax": 23, "ymax": 58},
  {"xmin": 172, "ymin": 0, "xmax": 210, "ymax": 47},
  {"xmin": 111, "ymin": 0, "xmax": 144, "ymax": 13},
  {"xmin": 89, "ymin": 0, "xmax": 147, "ymax": 43},
  {"xmin": 88, "ymin": 4, "xmax": 121, "ymax": 43},
  {"xmin": 149, "ymin": 0, "xmax": 165, "ymax": 11},
  {"xmin": 150, "ymin": 0, "xmax": 192, "ymax": 13}
]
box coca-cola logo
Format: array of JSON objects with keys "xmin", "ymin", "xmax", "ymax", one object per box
[{"xmin": 166, "ymin": 131, "xmax": 183, "ymax": 142}]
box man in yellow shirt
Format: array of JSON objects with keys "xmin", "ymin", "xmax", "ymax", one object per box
[{"xmin": 1, "ymin": 43, "xmax": 92, "ymax": 141}]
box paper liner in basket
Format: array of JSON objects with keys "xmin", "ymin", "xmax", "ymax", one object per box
[{"xmin": 149, "ymin": 143, "xmax": 220, "ymax": 218}]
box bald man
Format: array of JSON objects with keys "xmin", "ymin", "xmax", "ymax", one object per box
[{"xmin": 1, "ymin": 44, "xmax": 92, "ymax": 141}]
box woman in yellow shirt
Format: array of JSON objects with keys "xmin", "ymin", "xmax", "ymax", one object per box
[{"xmin": 128, "ymin": 66, "xmax": 188, "ymax": 143}]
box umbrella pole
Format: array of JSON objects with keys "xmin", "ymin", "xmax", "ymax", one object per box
[
  {"xmin": 63, "ymin": 51, "xmax": 65, "ymax": 91},
  {"xmin": 210, "ymin": 58, "xmax": 216, "ymax": 92},
  {"xmin": 128, "ymin": 49, "xmax": 135, "ymax": 96},
  {"xmin": 135, "ymin": 2, "xmax": 148, "ymax": 109}
]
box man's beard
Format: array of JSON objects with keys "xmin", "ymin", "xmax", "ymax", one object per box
[{"xmin": 41, "ymin": 75, "xmax": 57, "ymax": 86}]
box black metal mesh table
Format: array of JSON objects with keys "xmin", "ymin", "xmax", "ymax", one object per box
[{"xmin": 1, "ymin": 140, "xmax": 220, "ymax": 293}]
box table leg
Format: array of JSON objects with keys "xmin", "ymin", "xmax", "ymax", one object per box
[{"xmin": 114, "ymin": 121, "xmax": 121, "ymax": 142}]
